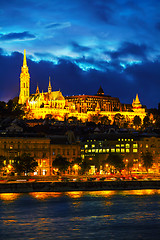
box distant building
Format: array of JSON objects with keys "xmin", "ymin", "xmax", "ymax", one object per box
[
  {"xmin": 0, "ymin": 134, "xmax": 80, "ymax": 176},
  {"xmin": 18, "ymin": 50, "xmax": 146, "ymax": 123}
]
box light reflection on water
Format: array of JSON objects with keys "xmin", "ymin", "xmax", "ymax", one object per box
[
  {"xmin": 0, "ymin": 193, "xmax": 21, "ymax": 203},
  {"xmin": 0, "ymin": 190, "xmax": 160, "ymax": 240}
]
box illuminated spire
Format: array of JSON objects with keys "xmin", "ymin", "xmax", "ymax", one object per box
[
  {"xmin": 48, "ymin": 76, "xmax": 52, "ymax": 93},
  {"xmin": 135, "ymin": 94, "xmax": 140, "ymax": 103},
  {"xmin": 36, "ymin": 83, "xmax": 39, "ymax": 94},
  {"xmin": 23, "ymin": 49, "xmax": 27, "ymax": 67},
  {"xmin": 132, "ymin": 94, "xmax": 142, "ymax": 109},
  {"xmin": 18, "ymin": 49, "xmax": 30, "ymax": 104}
]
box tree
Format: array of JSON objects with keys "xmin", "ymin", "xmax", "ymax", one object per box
[
  {"xmin": 52, "ymin": 155, "xmax": 70, "ymax": 174},
  {"xmin": 106, "ymin": 153, "xmax": 125, "ymax": 173},
  {"xmin": 80, "ymin": 159, "xmax": 91, "ymax": 174},
  {"xmin": 133, "ymin": 115, "xmax": 141, "ymax": 129},
  {"xmin": 141, "ymin": 151, "xmax": 153, "ymax": 172},
  {"xmin": 113, "ymin": 114, "xmax": 125, "ymax": 128},
  {"xmin": 0, "ymin": 155, "xmax": 5, "ymax": 170},
  {"xmin": 100, "ymin": 116, "xmax": 111, "ymax": 125},
  {"xmin": 143, "ymin": 115, "xmax": 151, "ymax": 129},
  {"xmin": 13, "ymin": 153, "xmax": 38, "ymax": 175}
]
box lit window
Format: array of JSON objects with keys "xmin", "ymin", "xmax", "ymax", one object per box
[
  {"xmin": 122, "ymin": 139, "xmax": 124, "ymax": 141},
  {"xmin": 133, "ymin": 144, "xmax": 138, "ymax": 148},
  {"xmin": 92, "ymin": 149, "xmax": 95, "ymax": 152},
  {"xmin": 116, "ymin": 144, "xmax": 120, "ymax": 147},
  {"xmin": 88, "ymin": 149, "xmax": 91, "ymax": 153},
  {"xmin": 146, "ymin": 144, "xmax": 148, "ymax": 148},
  {"xmin": 85, "ymin": 145, "xmax": 88, "ymax": 148},
  {"xmin": 111, "ymin": 149, "xmax": 115, "ymax": 152},
  {"xmin": 121, "ymin": 149, "xmax": 125, "ymax": 152},
  {"xmin": 95, "ymin": 149, "xmax": 99, "ymax": 153},
  {"xmin": 128, "ymin": 139, "xmax": 130, "ymax": 141},
  {"xmin": 103, "ymin": 149, "xmax": 106, "ymax": 152},
  {"xmin": 133, "ymin": 149, "xmax": 138, "ymax": 153},
  {"xmin": 125, "ymin": 139, "xmax": 127, "ymax": 141},
  {"xmin": 126, "ymin": 144, "xmax": 130, "ymax": 148},
  {"xmin": 116, "ymin": 149, "xmax": 120, "ymax": 153},
  {"xmin": 106, "ymin": 149, "xmax": 110, "ymax": 152},
  {"xmin": 118, "ymin": 139, "xmax": 120, "ymax": 141},
  {"xmin": 121, "ymin": 144, "xmax": 124, "ymax": 147},
  {"xmin": 126, "ymin": 149, "xmax": 130, "ymax": 153},
  {"xmin": 99, "ymin": 149, "xmax": 102, "ymax": 153},
  {"xmin": 131, "ymin": 139, "xmax": 133, "ymax": 141},
  {"xmin": 92, "ymin": 144, "xmax": 95, "ymax": 148}
]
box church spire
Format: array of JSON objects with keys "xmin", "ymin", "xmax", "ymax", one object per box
[
  {"xmin": 23, "ymin": 49, "xmax": 27, "ymax": 67},
  {"xmin": 48, "ymin": 76, "xmax": 52, "ymax": 93},
  {"xmin": 18, "ymin": 49, "xmax": 30, "ymax": 104},
  {"xmin": 36, "ymin": 83, "xmax": 40, "ymax": 94}
]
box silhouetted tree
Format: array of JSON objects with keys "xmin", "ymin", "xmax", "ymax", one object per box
[
  {"xmin": 52, "ymin": 155, "xmax": 70, "ymax": 173},
  {"xmin": 106, "ymin": 153, "xmax": 125, "ymax": 173},
  {"xmin": 13, "ymin": 153, "xmax": 38, "ymax": 175},
  {"xmin": 141, "ymin": 151, "xmax": 153, "ymax": 173},
  {"xmin": 133, "ymin": 115, "xmax": 141, "ymax": 129}
]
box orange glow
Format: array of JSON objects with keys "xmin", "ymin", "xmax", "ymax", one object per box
[
  {"xmin": 66, "ymin": 191, "xmax": 84, "ymax": 199},
  {"xmin": 0, "ymin": 193, "xmax": 20, "ymax": 202},
  {"xmin": 29, "ymin": 192, "xmax": 63, "ymax": 200}
]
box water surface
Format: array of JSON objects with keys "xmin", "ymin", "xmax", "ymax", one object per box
[{"xmin": 0, "ymin": 190, "xmax": 160, "ymax": 239}]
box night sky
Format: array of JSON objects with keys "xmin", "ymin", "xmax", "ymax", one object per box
[{"xmin": 0, "ymin": 0, "xmax": 160, "ymax": 108}]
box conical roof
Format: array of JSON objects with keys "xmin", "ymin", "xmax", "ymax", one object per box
[{"xmin": 97, "ymin": 86, "xmax": 104, "ymax": 95}]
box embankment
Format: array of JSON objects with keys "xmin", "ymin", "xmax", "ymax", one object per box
[{"xmin": 0, "ymin": 180, "xmax": 160, "ymax": 193}]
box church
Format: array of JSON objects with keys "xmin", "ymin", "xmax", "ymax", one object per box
[{"xmin": 18, "ymin": 50, "xmax": 146, "ymax": 123}]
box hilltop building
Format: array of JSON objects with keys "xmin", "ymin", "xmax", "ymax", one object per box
[{"xmin": 19, "ymin": 50, "xmax": 146, "ymax": 123}]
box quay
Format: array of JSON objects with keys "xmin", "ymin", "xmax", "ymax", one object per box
[{"xmin": 0, "ymin": 180, "xmax": 160, "ymax": 193}]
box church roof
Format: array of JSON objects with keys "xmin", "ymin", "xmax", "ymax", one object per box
[{"xmin": 97, "ymin": 86, "xmax": 104, "ymax": 95}]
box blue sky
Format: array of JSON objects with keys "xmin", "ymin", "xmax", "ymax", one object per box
[{"xmin": 0, "ymin": 0, "xmax": 160, "ymax": 108}]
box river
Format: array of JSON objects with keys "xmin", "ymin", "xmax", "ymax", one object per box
[{"xmin": 0, "ymin": 190, "xmax": 160, "ymax": 239}]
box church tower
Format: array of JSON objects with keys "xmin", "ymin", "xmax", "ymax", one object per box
[
  {"xmin": 48, "ymin": 76, "xmax": 52, "ymax": 93},
  {"xmin": 19, "ymin": 49, "xmax": 30, "ymax": 104}
]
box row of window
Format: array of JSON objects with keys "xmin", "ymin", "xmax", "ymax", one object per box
[
  {"xmin": 84, "ymin": 144, "xmax": 138, "ymax": 149},
  {"xmin": 82, "ymin": 148, "xmax": 138, "ymax": 153}
]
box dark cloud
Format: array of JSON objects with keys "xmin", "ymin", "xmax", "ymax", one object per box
[
  {"xmin": 71, "ymin": 42, "xmax": 91, "ymax": 53},
  {"xmin": 0, "ymin": 31, "xmax": 36, "ymax": 41},
  {"xmin": 46, "ymin": 23, "xmax": 62, "ymax": 29},
  {"xmin": 108, "ymin": 42, "xmax": 148, "ymax": 60}
]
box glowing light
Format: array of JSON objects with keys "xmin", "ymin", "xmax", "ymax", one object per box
[
  {"xmin": 0, "ymin": 193, "xmax": 20, "ymax": 202},
  {"xmin": 29, "ymin": 192, "xmax": 62, "ymax": 200}
]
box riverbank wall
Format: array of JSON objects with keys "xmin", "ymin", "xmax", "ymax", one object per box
[{"xmin": 0, "ymin": 180, "xmax": 160, "ymax": 193}]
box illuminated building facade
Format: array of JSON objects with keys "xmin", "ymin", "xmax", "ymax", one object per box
[
  {"xmin": 19, "ymin": 50, "xmax": 146, "ymax": 123},
  {"xmin": 0, "ymin": 135, "xmax": 80, "ymax": 176},
  {"xmin": 81, "ymin": 133, "xmax": 160, "ymax": 174}
]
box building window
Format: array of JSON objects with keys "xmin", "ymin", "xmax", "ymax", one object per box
[
  {"xmin": 116, "ymin": 149, "xmax": 120, "ymax": 153},
  {"xmin": 121, "ymin": 149, "xmax": 125, "ymax": 153},
  {"xmin": 133, "ymin": 144, "xmax": 138, "ymax": 148},
  {"xmin": 92, "ymin": 144, "xmax": 95, "ymax": 148},
  {"xmin": 126, "ymin": 144, "xmax": 130, "ymax": 148},
  {"xmin": 146, "ymin": 144, "xmax": 148, "ymax": 148},
  {"xmin": 126, "ymin": 149, "xmax": 130, "ymax": 153},
  {"xmin": 111, "ymin": 149, "xmax": 115, "ymax": 152},
  {"xmin": 85, "ymin": 145, "xmax": 88, "ymax": 148},
  {"xmin": 133, "ymin": 149, "xmax": 138, "ymax": 153}
]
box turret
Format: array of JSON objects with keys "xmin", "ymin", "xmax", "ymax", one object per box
[
  {"xmin": 19, "ymin": 49, "xmax": 30, "ymax": 104},
  {"xmin": 36, "ymin": 83, "xmax": 40, "ymax": 94},
  {"xmin": 48, "ymin": 76, "xmax": 52, "ymax": 93}
]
